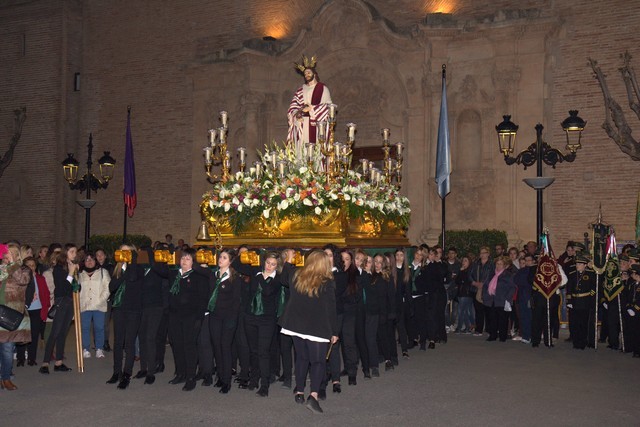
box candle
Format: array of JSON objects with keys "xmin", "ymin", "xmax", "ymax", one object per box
[
  {"xmin": 318, "ymin": 121, "xmax": 326, "ymax": 140},
  {"xmin": 208, "ymin": 129, "xmax": 217, "ymax": 145},
  {"xmin": 395, "ymin": 142, "xmax": 403, "ymax": 157},
  {"xmin": 249, "ymin": 166, "xmax": 256, "ymax": 177},
  {"xmin": 329, "ymin": 104, "xmax": 337, "ymax": 120},
  {"xmin": 370, "ymin": 167, "xmax": 376, "ymax": 182},
  {"xmin": 346, "ymin": 123, "xmax": 356, "ymax": 141},
  {"xmin": 254, "ymin": 161, "xmax": 262, "ymax": 178},
  {"xmin": 360, "ymin": 158, "xmax": 369, "ymax": 175},
  {"xmin": 381, "ymin": 128, "xmax": 390, "ymax": 142},
  {"xmin": 278, "ymin": 160, "xmax": 286, "ymax": 178},
  {"xmin": 270, "ymin": 151, "xmax": 277, "ymax": 169},
  {"xmin": 375, "ymin": 170, "xmax": 382, "ymax": 185},
  {"xmin": 306, "ymin": 143, "xmax": 314, "ymax": 160},
  {"xmin": 220, "ymin": 111, "xmax": 228, "ymax": 128},
  {"xmin": 203, "ymin": 147, "xmax": 212, "ymax": 165},
  {"xmin": 219, "ymin": 127, "xmax": 226, "ymax": 143},
  {"xmin": 238, "ymin": 147, "xmax": 246, "ymax": 163}
]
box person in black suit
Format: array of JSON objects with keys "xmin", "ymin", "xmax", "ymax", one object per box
[
  {"xmin": 339, "ymin": 249, "xmax": 361, "ymax": 386},
  {"xmin": 280, "ymin": 250, "xmax": 339, "ymax": 414},
  {"xmin": 105, "ymin": 245, "xmax": 144, "ymax": 389},
  {"xmin": 208, "ymin": 248, "xmax": 241, "ymax": 394},
  {"xmin": 232, "ymin": 251, "xmax": 294, "ymax": 397},
  {"xmin": 166, "ymin": 248, "xmax": 211, "ymax": 391}
]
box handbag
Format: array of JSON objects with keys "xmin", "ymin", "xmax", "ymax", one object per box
[
  {"xmin": 0, "ymin": 277, "xmax": 25, "ymax": 331},
  {"xmin": 47, "ymin": 303, "xmax": 58, "ymax": 320},
  {"xmin": 0, "ymin": 304, "xmax": 24, "ymax": 331}
]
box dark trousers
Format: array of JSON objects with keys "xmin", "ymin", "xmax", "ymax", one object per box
[
  {"xmin": 377, "ymin": 319, "xmax": 393, "ymax": 362},
  {"xmin": 532, "ymin": 293, "xmax": 560, "ymax": 346},
  {"xmin": 292, "ymin": 336, "xmax": 328, "ymax": 394},
  {"xmin": 363, "ymin": 314, "xmax": 379, "ymax": 370},
  {"xmin": 518, "ymin": 298, "xmax": 532, "ymax": 341},
  {"xmin": 606, "ymin": 297, "xmax": 624, "ymax": 349},
  {"xmin": 572, "ymin": 308, "xmax": 591, "ymax": 349},
  {"xmin": 244, "ymin": 314, "xmax": 276, "ymax": 388},
  {"xmin": 138, "ymin": 306, "xmax": 163, "ymax": 373},
  {"xmin": 355, "ymin": 307, "xmax": 368, "ymax": 372},
  {"xmin": 473, "ymin": 298, "xmax": 485, "ymax": 334},
  {"xmin": 486, "ymin": 304, "xmax": 509, "ymax": 341},
  {"xmin": 599, "ymin": 303, "xmax": 609, "ymax": 342},
  {"xmin": 279, "ymin": 331, "xmax": 294, "ymax": 382},
  {"xmin": 197, "ymin": 314, "xmax": 214, "ymax": 376},
  {"xmin": 324, "ymin": 313, "xmax": 343, "ymax": 385},
  {"xmin": 112, "ymin": 309, "xmax": 141, "ymax": 376},
  {"xmin": 168, "ymin": 314, "xmax": 202, "ymax": 379},
  {"xmin": 210, "ymin": 314, "xmax": 237, "ymax": 385},
  {"xmin": 629, "ymin": 314, "xmax": 640, "ymax": 355},
  {"xmin": 43, "ymin": 296, "xmax": 73, "ymax": 363},
  {"xmin": 426, "ymin": 292, "xmax": 446, "ymax": 342},
  {"xmin": 412, "ymin": 296, "xmax": 427, "ymax": 344},
  {"xmin": 396, "ymin": 303, "xmax": 410, "ymax": 352},
  {"xmin": 234, "ymin": 313, "xmax": 251, "ymax": 381},
  {"xmin": 155, "ymin": 309, "xmax": 170, "ymax": 368},
  {"xmin": 17, "ymin": 310, "xmax": 43, "ymax": 362},
  {"xmin": 104, "ymin": 300, "xmax": 112, "ymax": 346},
  {"xmin": 341, "ymin": 310, "xmax": 359, "ymax": 377}
]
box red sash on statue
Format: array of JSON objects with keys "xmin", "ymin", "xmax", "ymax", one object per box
[{"xmin": 308, "ymin": 83, "xmax": 325, "ymax": 143}]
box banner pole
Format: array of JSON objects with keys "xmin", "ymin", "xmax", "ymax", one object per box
[
  {"xmin": 547, "ymin": 298, "xmax": 552, "ymax": 348},
  {"xmin": 618, "ymin": 293, "xmax": 625, "ymax": 353},
  {"xmin": 594, "ymin": 274, "xmax": 599, "ymax": 350}
]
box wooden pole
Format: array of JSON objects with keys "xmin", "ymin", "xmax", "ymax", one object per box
[{"xmin": 73, "ymin": 291, "xmax": 84, "ymax": 372}]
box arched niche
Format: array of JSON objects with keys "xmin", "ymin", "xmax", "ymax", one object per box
[{"xmin": 455, "ymin": 109, "xmax": 482, "ymax": 171}]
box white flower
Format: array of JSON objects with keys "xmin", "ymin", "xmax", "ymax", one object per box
[
  {"xmin": 263, "ymin": 208, "xmax": 271, "ymax": 218},
  {"xmin": 219, "ymin": 189, "xmax": 228, "ymax": 198},
  {"xmin": 235, "ymin": 171, "xmax": 244, "ymax": 181},
  {"xmin": 232, "ymin": 197, "xmax": 239, "ymax": 205},
  {"xmin": 279, "ymin": 200, "xmax": 289, "ymax": 210},
  {"xmin": 314, "ymin": 206, "xmax": 322, "ymax": 215},
  {"xmin": 299, "ymin": 166, "xmax": 308, "ymax": 174},
  {"xmin": 209, "ymin": 200, "xmax": 215, "ymax": 208},
  {"xmin": 243, "ymin": 198, "xmax": 252, "ymax": 206},
  {"xmin": 252, "ymin": 198, "xmax": 260, "ymax": 207},
  {"xmin": 330, "ymin": 193, "xmax": 338, "ymax": 200},
  {"xmin": 293, "ymin": 193, "xmax": 300, "ymax": 201},
  {"xmin": 343, "ymin": 194, "xmax": 351, "ymax": 201},
  {"xmin": 237, "ymin": 204, "xmax": 243, "ymax": 212},
  {"xmin": 303, "ymin": 198, "xmax": 313, "ymax": 206},
  {"xmin": 224, "ymin": 203, "xmax": 231, "ymax": 212}
]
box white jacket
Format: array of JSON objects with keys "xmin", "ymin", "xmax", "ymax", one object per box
[{"xmin": 78, "ymin": 268, "xmax": 111, "ymax": 312}]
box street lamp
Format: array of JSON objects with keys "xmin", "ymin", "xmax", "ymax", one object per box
[
  {"xmin": 495, "ymin": 110, "xmax": 586, "ymax": 243},
  {"xmin": 62, "ymin": 133, "xmax": 116, "ymax": 249}
]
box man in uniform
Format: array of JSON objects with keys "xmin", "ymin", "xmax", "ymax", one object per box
[
  {"xmin": 625, "ymin": 264, "xmax": 640, "ymax": 357},
  {"xmin": 567, "ymin": 254, "xmax": 597, "ymax": 350}
]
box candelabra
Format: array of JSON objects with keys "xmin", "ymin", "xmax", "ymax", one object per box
[{"xmin": 204, "ymin": 111, "xmax": 236, "ymax": 183}]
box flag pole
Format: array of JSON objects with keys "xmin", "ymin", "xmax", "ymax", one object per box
[
  {"xmin": 435, "ymin": 64, "xmax": 451, "ymax": 249},
  {"xmin": 618, "ymin": 293, "xmax": 625, "ymax": 352}
]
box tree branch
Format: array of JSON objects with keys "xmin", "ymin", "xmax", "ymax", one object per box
[{"xmin": 0, "ymin": 107, "xmax": 27, "ymax": 180}]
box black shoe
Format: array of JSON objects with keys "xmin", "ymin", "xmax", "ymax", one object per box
[
  {"xmin": 103, "ymin": 343, "xmax": 112, "ymax": 352},
  {"xmin": 248, "ymin": 381, "xmax": 258, "ymax": 391},
  {"xmin": 168, "ymin": 375, "xmax": 186, "ymax": 385},
  {"xmin": 428, "ymin": 341, "xmax": 436, "ymax": 349},
  {"xmin": 144, "ymin": 374, "xmax": 156, "ymax": 385},
  {"xmin": 295, "ymin": 393, "xmax": 305, "ymax": 404},
  {"xmin": 306, "ymin": 395, "xmax": 323, "ymax": 414},
  {"xmin": 340, "ymin": 369, "xmax": 348, "ymax": 377},
  {"xmin": 402, "ymin": 351, "xmax": 410, "ymax": 358},
  {"xmin": 134, "ymin": 370, "xmax": 147, "ymax": 379},
  {"xmin": 194, "ymin": 371, "xmax": 204, "ymax": 381},
  {"xmin": 27, "ymin": 360, "xmax": 37, "ymax": 366},
  {"xmin": 202, "ymin": 375, "xmax": 213, "ymax": 387},
  {"xmin": 106, "ymin": 372, "xmax": 120, "ymax": 384},
  {"xmin": 39, "ymin": 365, "xmax": 50, "ymax": 375},
  {"xmin": 214, "ymin": 378, "xmax": 224, "ymax": 388},
  {"xmin": 318, "ymin": 388, "xmax": 327, "ymax": 400},
  {"xmin": 238, "ymin": 380, "xmax": 249, "ymax": 389},
  {"xmin": 54, "ymin": 363, "xmax": 72, "ymax": 372},
  {"xmin": 371, "ymin": 367, "xmax": 380, "ymax": 377},
  {"xmin": 532, "ymin": 343, "xmax": 540, "ymax": 348},
  {"xmin": 182, "ymin": 378, "xmax": 197, "ymax": 391},
  {"xmin": 269, "ymin": 374, "xmax": 277, "ymax": 384},
  {"xmin": 333, "ymin": 383, "xmax": 341, "ymax": 393},
  {"xmin": 486, "ymin": 337, "xmax": 497, "ymax": 342},
  {"xmin": 363, "ymin": 370, "xmax": 371, "ymax": 379},
  {"xmin": 220, "ymin": 383, "xmax": 231, "ymax": 394},
  {"xmin": 16, "ymin": 360, "xmax": 25, "ymax": 367},
  {"xmin": 231, "ymin": 368, "xmax": 237, "ymax": 376},
  {"xmin": 419, "ymin": 343, "xmax": 426, "ymax": 351},
  {"xmin": 385, "ymin": 360, "xmax": 394, "ymax": 371},
  {"xmin": 282, "ymin": 378, "xmax": 292, "ymax": 389},
  {"xmin": 256, "ymin": 386, "xmax": 269, "ymax": 397},
  {"xmin": 117, "ymin": 374, "xmax": 131, "ymax": 390},
  {"xmin": 276, "ymin": 374, "xmax": 285, "ymax": 382},
  {"xmin": 155, "ymin": 363, "xmax": 165, "ymax": 373},
  {"xmin": 348, "ymin": 376, "xmax": 357, "ymax": 385}
]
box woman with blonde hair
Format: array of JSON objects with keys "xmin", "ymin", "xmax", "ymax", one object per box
[{"xmin": 280, "ymin": 250, "xmax": 339, "ymax": 414}]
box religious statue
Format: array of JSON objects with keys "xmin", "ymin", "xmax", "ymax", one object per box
[{"xmin": 286, "ymin": 55, "xmax": 332, "ymax": 161}]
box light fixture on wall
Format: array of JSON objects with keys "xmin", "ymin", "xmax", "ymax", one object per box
[
  {"xmin": 495, "ymin": 111, "xmax": 586, "ymax": 243},
  {"xmin": 74, "ymin": 72, "xmax": 81, "ymax": 91}
]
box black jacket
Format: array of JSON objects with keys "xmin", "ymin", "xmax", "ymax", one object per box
[{"xmin": 279, "ymin": 279, "xmax": 338, "ymax": 340}]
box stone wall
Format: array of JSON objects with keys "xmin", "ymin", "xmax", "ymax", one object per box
[{"xmin": 0, "ymin": 0, "xmax": 638, "ymax": 249}]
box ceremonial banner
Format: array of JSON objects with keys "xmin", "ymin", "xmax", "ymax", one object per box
[
  {"xmin": 534, "ymin": 254, "xmax": 563, "ymax": 299},
  {"xmin": 124, "ymin": 108, "xmax": 137, "ymax": 217},
  {"xmin": 603, "ymin": 257, "xmax": 623, "ymax": 301},
  {"xmin": 591, "ymin": 223, "xmax": 609, "ymax": 274},
  {"xmin": 435, "ymin": 65, "xmax": 451, "ymax": 200}
]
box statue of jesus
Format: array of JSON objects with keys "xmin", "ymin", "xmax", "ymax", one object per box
[{"xmin": 287, "ymin": 55, "xmax": 332, "ymax": 160}]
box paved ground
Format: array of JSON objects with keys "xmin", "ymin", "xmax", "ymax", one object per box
[{"xmin": 2, "ymin": 328, "xmax": 639, "ymax": 426}]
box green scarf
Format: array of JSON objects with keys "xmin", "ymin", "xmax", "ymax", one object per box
[
  {"xmin": 276, "ymin": 286, "xmax": 286, "ymax": 317},
  {"xmin": 207, "ymin": 270, "xmax": 228, "ymax": 313},
  {"xmin": 170, "ymin": 270, "xmax": 193, "ymax": 296},
  {"xmin": 251, "ymin": 276, "xmax": 271, "ymax": 316},
  {"xmin": 411, "ymin": 266, "xmax": 421, "ymax": 293},
  {"xmin": 112, "ymin": 280, "xmax": 126, "ymax": 308}
]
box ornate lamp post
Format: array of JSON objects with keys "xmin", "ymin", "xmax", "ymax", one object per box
[
  {"xmin": 495, "ymin": 110, "xmax": 586, "ymax": 243},
  {"xmin": 62, "ymin": 133, "xmax": 116, "ymax": 249}
]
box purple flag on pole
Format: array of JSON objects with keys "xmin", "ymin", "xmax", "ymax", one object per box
[{"xmin": 124, "ymin": 108, "xmax": 136, "ymax": 217}]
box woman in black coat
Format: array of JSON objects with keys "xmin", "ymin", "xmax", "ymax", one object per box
[
  {"xmin": 280, "ymin": 250, "xmax": 339, "ymax": 414},
  {"xmin": 208, "ymin": 248, "xmax": 241, "ymax": 394}
]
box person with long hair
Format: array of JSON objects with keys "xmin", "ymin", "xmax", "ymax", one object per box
[
  {"xmin": 412, "ymin": 247, "xmax": 429, "ymax": 349},
  {"xmin": 0, "ymin": 244, "xmax": 31, "ymax": 390},
  {"xmin": 339, "ymin": 249, "xmax": 361, "ymax": 385},
  {"xmin": 40, "ymin": 244, "xmax": 78, "ymax": 374},
  {"xmin": 280, "ymin": 250, "xmax": 339, "ymax": 414},
  {"xmin": 393, "ymin": 248, "xmax": 412, "ymax": 358},
  {"xmin": 106, "ymin": 244, "xmax": 144, "ymax": 389},
  {"xmin": 232, "ymin": 251, "xmax": 294, "ymax": 397},
  {"xmin": 16, "ymin": 256, "xmax": 50, "ymax": 367},
  {"xmin": 209, "ymin": 248, "xmax": 242, "ymax": 394},
  {"xmin": 373, "ymin": 254, "xmax": 395, "ymax": 370},
  {"xmin": 78, "ymin": 252, "xmax": 111, "ymax": 359},
  {"xmin": 454, "ymin": 256, "xmax": 474, "ymax": 334}
]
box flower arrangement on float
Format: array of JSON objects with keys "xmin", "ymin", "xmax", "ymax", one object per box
[{"xmin": 202, "ymin": 143, "xmax": 411, "ymax": 234}]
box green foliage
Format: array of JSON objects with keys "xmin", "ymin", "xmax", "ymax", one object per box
[
  {"xmin": 439, "ymin": 229, "xmax": 508, "ymax": 258},
  {"xmin": 88, "ymin": 234, "xmax": 152, "ymax": 257}
]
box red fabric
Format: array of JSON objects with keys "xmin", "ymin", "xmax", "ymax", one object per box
[
  {"xmin": 35, "ymin": 273, "xmax": 51, "ymax": 322},
  {"xmin": 533, "ymin": 255, "xmax": 562, "ymax": 299},
  {"xmin": 308, "ymin": 83, "xmax": 325, "ymax": 143}
]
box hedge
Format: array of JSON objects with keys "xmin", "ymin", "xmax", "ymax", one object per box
[
  {"xmin": 439, "ymin": 229, "xmax": 508, "ymax": 259},
  {"xmin": 88, "ymin": 234, "xmax": 152, "ymax": 257}
]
